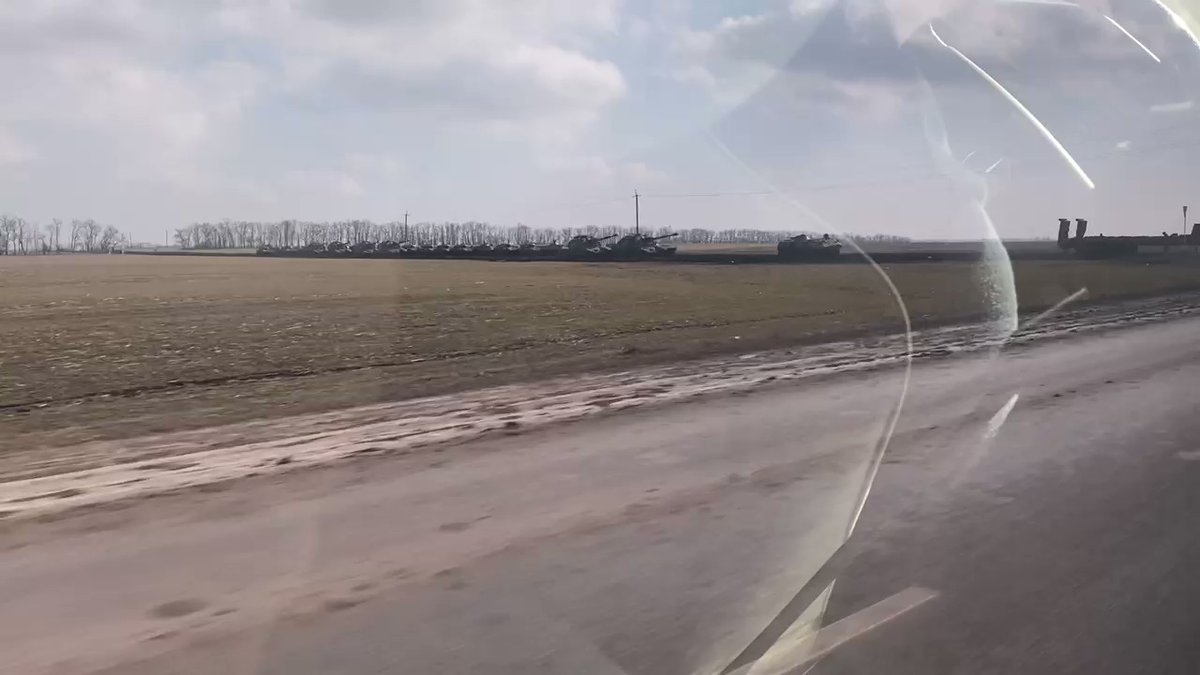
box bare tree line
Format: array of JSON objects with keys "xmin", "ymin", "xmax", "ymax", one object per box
[
  {"xmin": 0, "ymin": 215, "xmax": 912, "ymax": 254},
  {"xmin": 174, "ymin": 219, "xmax": 911, "ymax": 250},
  {"xmin": 0, "ymin": 215, "xmax": 130, "ymax": 255}
]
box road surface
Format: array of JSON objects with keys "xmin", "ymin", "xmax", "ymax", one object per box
[{"xmin": 5, "ymin": 314, "xmax": 1200, "ymax": 674}]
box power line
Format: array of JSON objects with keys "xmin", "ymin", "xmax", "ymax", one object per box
[
  {"xmin": 639, "ymin": 190, "xmax": 776, "ymax": 198},
  {"xmin": 519, "ymin": 195, "xmax": 629, "ymax": 217},
  {"xmin": 507, "ymin": 132, "xmax": 1200, "ymax": 224},
  {"xmin": 634, "ymin": 189, "xmax": 640, "ymax": 234}
]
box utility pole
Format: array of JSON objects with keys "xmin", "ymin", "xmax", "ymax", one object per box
[
  {"xmin": 1184, "ymin": 205, "xmax": 1188, "ymax": 235},
  {"xmin": 634, "ymin": 190, "xmax": 640, "ymax": 235}
]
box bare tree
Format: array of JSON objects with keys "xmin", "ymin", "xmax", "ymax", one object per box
[
  {"xmin": 0, "ymin": 215, "xmax": 132, "ymax": 255},
  {"xmin": 21, "ymin": 218, "xmax": 41, "ymax": 254},
  {"xmin": 82, "ymin": 220, "xmax": 101, "ymax": 252},
  {"xmin": 47, "ymin": 218, "xmax": 62, "ymax": 252},
  {"xmin": 99, "ymin": 225, "xmax": 121, "ymax": 251},
  {"xmin": 0, "ymin": 215, "xmax": 13, "ymax": 255},
  {"xmin": 167, "ymin": 218, "xmax": 910, "ymax": 250},
  {"xmin": 14, "ymin": 217, "xmax": 26, "ymax": 254}
]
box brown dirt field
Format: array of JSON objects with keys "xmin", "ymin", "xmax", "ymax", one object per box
[{"xmin": 3, "ymin": 254, "xmax": 1200, "ymax": 455}]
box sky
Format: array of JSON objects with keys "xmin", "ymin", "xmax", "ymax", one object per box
[{"xmin": 3, "ymin": 0, "xmax": 1200, "ymax": 241}]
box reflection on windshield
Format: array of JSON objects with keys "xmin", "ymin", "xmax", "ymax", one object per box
[{"xmin": 2, "ymin": 1, "xmax": 1200, "ymax": 674}]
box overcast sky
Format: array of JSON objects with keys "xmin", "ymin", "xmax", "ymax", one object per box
[{"xmin": 3, "ymin": 0, "xmax": 1200, "ymax": 241}]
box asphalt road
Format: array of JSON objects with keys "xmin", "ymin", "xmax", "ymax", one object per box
[{"xmin": 6, "ymin": 315, "xmax": 1200, "ymax": 674}]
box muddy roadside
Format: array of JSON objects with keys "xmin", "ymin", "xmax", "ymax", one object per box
[{"xmin": 2, "ymin": 290, "xmax": 1197, "ymax": 522}]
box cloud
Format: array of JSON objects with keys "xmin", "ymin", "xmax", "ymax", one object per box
[
  {"xmin": 732, "ymin": 2, "xmax": 1164, "ymax": 83},
  {"xmin": 0, "ymin": 130, "xmax": 35, "ymax": 166},
  {"xmin": 666, "ymin": 4, "xmax": 915, "ymax": 118},
  {"xmin": 282, "ymin": 169, "xmax": 365, "ymax": 198},
  {"xmin": 665, "ymin": 9, "xmax": 822, "ymax": 106},
  {"xmin": 1150, "ymin": 99, "xmax": 1195, "ymax": 112},
  {"xmin": 0, "ymin": 2, "xmax": 263, "ymax": 187},
  {"xmin": 0, "ymin": 0, "xmax": 636, "ymax": 231},
  {"xmin": 0, "ymin": 0, "xmax": 169, "ymax": 54},
  {"xmin": 620, "ymin": 161, "xmax": 670, "ymax": 185},
  {"xmin": 216, "ymin": 0, "xmax": 626, "ymax": 141},
  {"xmin": 343, "ymin": 153, "xmax": 402, "ymax": 177},
  {"xmin": 0, "ymin": 1, "xmax": 627, "ymax": 163},
  {"xmin": 665, "ymin": 0, "xmax": 1194, "ymax": 129},
  {"xmin": 280, "ymin": 151, "xmax": 410, "ymax": 200},
  {"xmin": 791, "ymin": 0, "xmax": 836, "ymax": 17},
  {"xmin": 4, "ymin": 0, "xmax": 1195, "ymax": 239},
  {"xmin": 536, "ymin": 154, "xmax": 670, "ymax": 188}
]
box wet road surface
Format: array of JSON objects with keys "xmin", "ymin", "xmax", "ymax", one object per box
[{"xmin": 5, "ymin": 314, "xmax": 1200, "ymax": 674}]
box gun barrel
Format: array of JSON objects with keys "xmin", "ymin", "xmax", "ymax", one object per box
[
  {"xmin": 648, "ymin": 233, "xmax": 678, "ymax": 241},
  {"xmin": 597, "ymin": 234, "xmax": 618, "ymax": 241}
]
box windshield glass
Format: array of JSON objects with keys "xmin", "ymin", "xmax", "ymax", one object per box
[{"xmin": 3, "ymin": 1, "xmax": 1200, "ymax": 674}]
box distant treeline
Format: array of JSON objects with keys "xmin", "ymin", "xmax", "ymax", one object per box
[
  {"xmin": 0, "ymin": 215, "xmax": 131, "ymax": 255},
  {"xmin": 174, "ymin": 220, "xmax": 911, "ymax": 250}
]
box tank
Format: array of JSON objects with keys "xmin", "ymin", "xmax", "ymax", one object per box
[
  {"xmin": 375, "ymin": 240, "xmax": 409, "ymax": 256},
  {"xmin": 350, "ymin": 241, "xmax": 376, "ymax": 256},
  {"xmin": 513, "ymin": 242, "xmax": 539, "ymax": 257},
  {"xmin": 566, "ymin": 234, "xmax": 617, "ymax": 257},
  {"xmin": 612, "ymin": 233, "xmax": 678, "ymax": 259},
  {"xmin": 536, "ymin": 241, "xmax": 564, "ymax": 256},
  {"xmin": 777, "ymin": 234, "xmax": 842, "ymax": 261}
]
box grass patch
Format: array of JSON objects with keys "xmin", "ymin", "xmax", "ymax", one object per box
[{"xmin": 2, "ymin": 254, "xmax": 1199, "ymax": 452}]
